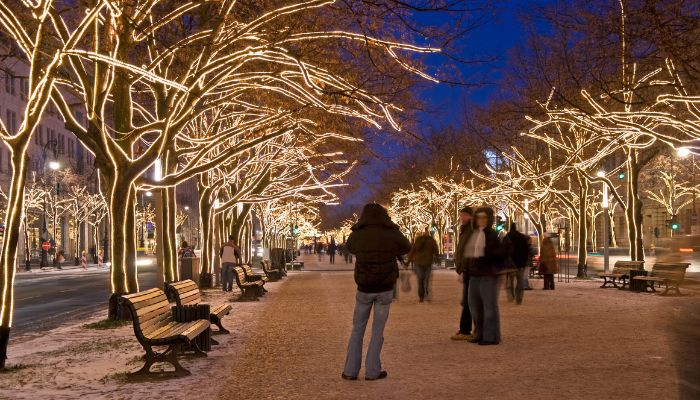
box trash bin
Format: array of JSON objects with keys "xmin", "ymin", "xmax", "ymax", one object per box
[
  {"xmin": 180, "ymin": 257, "xmax": 200, "ymax": 283},
  {"xmin": 628, "ymin": 270, "xmax": 648, "ymax": 292}
]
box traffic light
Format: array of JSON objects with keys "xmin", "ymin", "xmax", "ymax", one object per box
[
  {"xmin": 293, "ymin": 224, "xmax": 300, "ymax": 236},
  {"xmin": 668, "ymin": 216, "xmax": 680, "ymax": 231},
  {"xmin": 495, "ymin": 216, "xmax": 505, "ymax": 232},
  {"xmin": 618, "ymin": 172, "xmax": 625, "ymax": 180}
]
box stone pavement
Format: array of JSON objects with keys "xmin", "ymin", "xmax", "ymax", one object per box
[{"xmin": 213, "ymin": 260, "xmax": 700, "ymax": 400}]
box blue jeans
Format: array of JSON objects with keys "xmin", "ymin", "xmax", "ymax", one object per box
[
  {"xmin": 468, "ymin": 275, "xmax": 501, "ymax": 343},
  {"xmin": 343, "ymin": 290, "xmax": 393, "ymax": 379},
  {"xmin": 415, "ymin": 264, "xmax": 432, "ymax": 300},
  {"xmin": 221, "ymin": 263, "xmax": 235, "ymax": 291}
]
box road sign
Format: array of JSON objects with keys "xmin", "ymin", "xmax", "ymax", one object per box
[{"xmin": 42, "ymin": 241, "xmax": 51, "ymax": 251}]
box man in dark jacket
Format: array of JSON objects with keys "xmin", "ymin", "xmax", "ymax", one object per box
[
  {"xmin": 451, "ymin": 206, "xmax": 474, "ymax": 341},
  {"xmin": 407, "ymin": 231, "xmax": 439, "ymax": 302},
  {"xmin": 342, "ymin": 203, "xmax": 411, "ymax": 381},
  {"xmin": 505, "ymin": 222, "xmax": 530, "ymax": 304}
]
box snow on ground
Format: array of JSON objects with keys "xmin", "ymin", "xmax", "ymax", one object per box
[{"xmin": 0, "ymin": 258, "xmax": 698, "ymax": 400}]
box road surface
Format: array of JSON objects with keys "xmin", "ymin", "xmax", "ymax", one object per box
[{"xmin": 12, "ymin": 263, "xmax": 158, "ymax": 336}]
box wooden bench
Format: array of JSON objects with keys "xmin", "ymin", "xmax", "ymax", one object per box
[
  {"xmin": 241, "ymin": 264, "xmax": 269, "ymax": 284},
  {"xmin": 598, "ymin": 260, "xmax": 644, "ymax": 289},
  {"xmin": 167, "ymin": 280, "xmax": 232, "ymax": 334},
  {"xmin": 121, "ymin": 288, "xmax": 210, "ymax": 376},
  {"xmin": 262, "ymin": 260, "xmax": 283, "ymax": 281},
  {"xmin": 287, "ymin": 260, "xmax": 304, "ymax": 270},
  {"xmin": 233, "ymin": 266, "xmax": 265, "ymax": 300},
  {"xmin": 632, "ymin": 262, "xmax": 690, "ymax": 295}
]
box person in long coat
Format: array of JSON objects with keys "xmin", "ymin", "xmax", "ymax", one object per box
[
  {"xmin": 407, "ymin": 231, "xmax": 439, "ymax": 302},
  {"xmin": 539, "ymin": 234, "xmax": 559, "ymax": 290}
]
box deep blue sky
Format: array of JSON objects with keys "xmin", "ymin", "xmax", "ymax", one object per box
[{"xmin": 328, "ymin": 1, "xmax": 554, "ymax": 222}]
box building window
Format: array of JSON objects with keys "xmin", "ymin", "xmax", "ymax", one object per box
[
  {"xmin": 58, "ymin": 134, "xmax": 64, "ymax": 154},
  {"xmin": 4, "ymin": 73, "xmax": 14, "ymax": 95},
  {"xmin": 0, "ymin": 148, "xmax": 3, "ymax": 172},
  {"xmin": 5, "ymin": 110, "xmax": 16, "ymax": 134},
  {"xmin": 19, "ymin": 77, "xmax": 27, "ymax": 100}
]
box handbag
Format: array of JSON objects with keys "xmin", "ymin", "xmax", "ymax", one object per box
[{"xmin": 399, "ymin": 266, "xmax": 412, "ymax": 292}]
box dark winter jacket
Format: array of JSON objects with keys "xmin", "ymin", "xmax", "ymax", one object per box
[
  {"xmin": 506, "ymin": 227, "xmax": 531, "ymax": 269},
  {"xmin": 408, "ymin": 234, "xmax": 439, "ymax": 267},
  {"xmin": 347, "ymin": 204, "xmax": 411, "ymax": 293},
  {"xmin": 467, "ymin": 227, "xmax": 508, "ymax": 276},
  {"xmin": 467, "ymin": 208, "xmax": 508, "ymax": 276},
  {"xmin": 454, "ymin": 223, "xmax": 474, "ymax": 274}
]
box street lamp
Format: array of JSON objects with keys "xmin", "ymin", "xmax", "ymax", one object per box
[
  {"xmin": 39, "ymin": 140, "xmax": 60, "ymax": 269},
  {"xmin": 597, "ymin": 171, "xmax": 610, "ymax": 273}
]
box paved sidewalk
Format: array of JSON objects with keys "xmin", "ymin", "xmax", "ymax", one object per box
[
  {"xmin": 214, "ymin": 268, "xmax": 699, "ymax": 400},
  {"xmin": 1, "ymin": 259, "xmax": 697, "ymax": 399}
]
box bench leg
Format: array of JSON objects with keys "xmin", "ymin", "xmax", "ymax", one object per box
[
  {"xmin": 660, "ymin": 282, "xmax": 681, "ymax": 296},
  {"xmin": 188, "ymin": 340, "xmax": 208, "ymax": 358},
  {"xmin": 645, "ymin": 281, "xmax": 656, "ymax": 293},
  {"xmin": 210, "ymin": 315, "xmax": 230, "ymax": 335},
  {"xmin": 237, "ymin": 288, "xmax": 259, "ymax": 301},
  {"xmin": 134, "ymin": 343, "xmax": 190, "ymax": 377}
]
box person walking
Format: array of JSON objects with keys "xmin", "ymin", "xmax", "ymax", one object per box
[
  {"xmin": 466, "ymin": 207, "xmax": 506, "ymax": 346},
  {"xmin": 451, "ymin": 206, "xmax": 474, "ymax": 341},
  {"xmin": 328, "ymin": 238, "xmax": 338, "ymax": 264},
  {"xmin": 178, "ymin": 241, "xmax": 195, "ymax": 259},
  {"xmin": 539, "ymin": 234, "xmax": 558, "ymax": 290},
  {"xmin": 220, "ymin": 235, "xmax": 241, "ymax": 292},
  {"xmin": 316, "ymin": 242, "xmax": 324, "ymax": 261},
  {"xmin": 342, "ymin": 203, "xmax": 411, "ymax": 381},
  {"xmin": 407, "ymin": 231, "xmax": 439, "ymax": 302},
  {"xmin": 505, "ymin": 223, "xmax": 530, "ymax": 304}
]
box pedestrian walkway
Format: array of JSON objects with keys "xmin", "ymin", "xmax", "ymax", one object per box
[
  {"xmin": 1, "ymin": 259, "xmax": 697, "ymax": 400},
  {"xmin": 213, "ymin": 268, "xmax": 698, "ymax": 399},
  {"xmin": 295, "ymin": 253, "xmax": 354, "ymax": 271}
]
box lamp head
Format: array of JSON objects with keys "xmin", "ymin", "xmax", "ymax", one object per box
[
  {"xmin": 145, "ymin": 191, "xmax": 153, "ymax": 197},
  {"xmin": 677, "ymin": 147, "xmax": 691, "ymax": 158},
  {"xmin": 596, "ymin": 171, "xmax": 605, "ymax": 178},
  {"xmin": 48, "ymin": 161, "xmax": 60, "ymax": 171}
]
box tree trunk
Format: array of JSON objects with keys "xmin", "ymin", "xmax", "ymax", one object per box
[
  {"xmin": 158, "ymin": 186, "xmax": 178, "ymax": 284},
  {"xmin": 626, "ymin": 151, "xmax": 645, "ymax": 261},
  {"xmin": 106, "ymin": 176, "xmax": 138, "ymax": 319},
  {"xmin": 198, "ymin": 191, "xmax": 214, "ymax": 287},
  {"xmin": 576, "ymin": 184, "xmax": 589, "ymax": 278},
  {"xmin": 0, "ymin": 150, "xmax": 29, "ymax": 368}
]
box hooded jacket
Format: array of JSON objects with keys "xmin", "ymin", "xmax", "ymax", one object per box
[
  {"xmin": 454, "ymin": 222, "xmax": 474, "ymax": 274},
  {"xmin": 408, "ymin": 234, "xmax": 439, "ymax": 267},
  {"xmin": 346, "ymin": 204, "xmax": 411, "ymax": 293}
]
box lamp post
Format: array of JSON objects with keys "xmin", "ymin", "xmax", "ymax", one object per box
[
  {"xmin": 40, "ymin": 141, "xmax": 59, "ymax": 269},
  {"xmin": 597, "ymin": 171, "xmax": 610, "ymax": 274}
]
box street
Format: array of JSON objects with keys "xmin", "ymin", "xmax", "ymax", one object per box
[{"xmin": 12, "ymin": 263, "xmax": 158, "ymax": 336}]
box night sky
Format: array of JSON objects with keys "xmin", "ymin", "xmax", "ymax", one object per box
[{"xmin": 329, "ymin": 0, "xmax": 553, "ymax": 223}]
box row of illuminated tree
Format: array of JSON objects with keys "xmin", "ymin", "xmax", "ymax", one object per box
[
  {"xmin": 384, "ymin": 59, "xmax": 700, "ymax": 277},
  {"xmin": 0, "ymin": 0, "xmax": 446, "ymax": 365}
]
